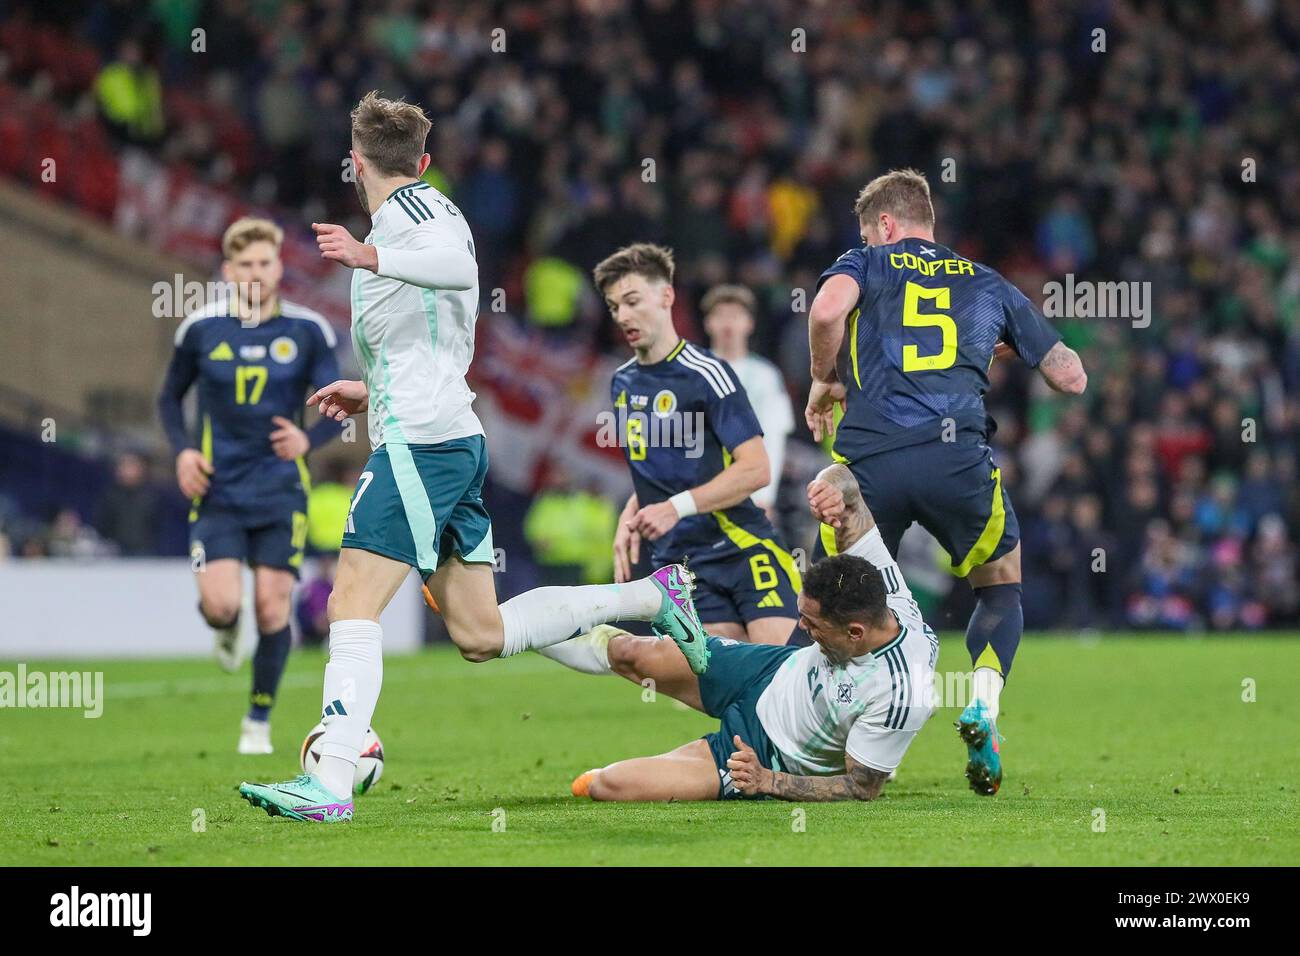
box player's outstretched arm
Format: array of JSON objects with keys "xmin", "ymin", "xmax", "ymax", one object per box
[
  {"xmin": 314, "ymin": 218, "xmax": 476, "ymax": 292},
  {"xmin": 807, "ymin": 462, "xmax": 875, "ymax": 553},
  {"xmin": 1037, "ymin": 340, "xmax": 1088, "ymax": 394},
  {"xmin": 312, "ymin": 222, "xmax": 378, "ymax": 272},
  {"xmin": 374, "ymin": 243, "xmax": 477, "ymax": 292},
  {"xmin": 728, "ymin": 738, "xmax": 887, "ymax": 802}
]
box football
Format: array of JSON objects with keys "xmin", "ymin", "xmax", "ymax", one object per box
[{"xmin": 300, "ymin": 724, "xmax": 385, "ymax": 795}]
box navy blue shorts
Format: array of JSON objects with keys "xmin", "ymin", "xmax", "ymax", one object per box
[
  {"xmin": 189, "ymin": 502, "xmax": 307, "ymax": 577},
  {"xmin": 698, "ymin": 637, "xmax": 799, "ymax": 800},
  {"xmin": 843, "ymin": 439, "xmax": 1019, "ymax": 577},
  {"xmin": 687, "ymin": 540, "xmax": 801, "ymax": 626}
]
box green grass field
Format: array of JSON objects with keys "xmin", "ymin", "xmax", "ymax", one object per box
[{"xmin": 2, "ymin": 634, "xmax": 1298, "ymax": 866}]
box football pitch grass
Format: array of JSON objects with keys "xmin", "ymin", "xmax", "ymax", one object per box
[{"xmin": 3, "ymin": 634, "xmax": 1298, "ymax": 866}]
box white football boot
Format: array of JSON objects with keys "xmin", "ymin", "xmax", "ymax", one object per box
[
  {"xmin": 237, "ymin": 717, "xmax": 273, "ymax": 755},
  {"xmin": 213, "ymin": 590, "xmax": 256, "ymax": 672},
  {"xmin": 213, "ymin": 616, "xmax": 242, "ymax": 672}
]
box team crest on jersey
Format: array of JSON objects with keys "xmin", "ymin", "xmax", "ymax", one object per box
[
  {"xmin": 652, "ymin": 389, "xmax": 677, "ymax": 418},
  {"xmin": 239, "ymin": 344, "xmax": 267, "ymax": 361},
  {"xmin": 836, "ymin": 682, "xmax": 854, "ymax": 703},
  {"xmin": 270, "ymin": 336, "xmax": 298, "ymax": 364}
]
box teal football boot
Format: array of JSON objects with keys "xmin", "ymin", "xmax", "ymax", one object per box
[
  {"xmin": 956, "ymin": 701, "xmax": 1002, "ymax": 796},
  {"xmin": 239, "ymin": 773, "xmax": 354, "ymax": 822},
  {"xmin": 648, "ymin": 563, "xmax": 711, "ymax": 675}
]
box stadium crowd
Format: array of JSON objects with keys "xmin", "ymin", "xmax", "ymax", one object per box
[{"xmin": 2, "ymin": 0, "xmax": 1299, "ymax": 630}]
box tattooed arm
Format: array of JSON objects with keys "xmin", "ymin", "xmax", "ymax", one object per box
[
  {"xmin": 727, "ymin": 737, "xmax": 888, "ymax": 802},
  {"xmin": 807, "ymin": 462, "xmax": 874, "ymax": 553},
  {"xmin": 1037, "ymin": 340, "xmax": 1088, "ymax": 394}
]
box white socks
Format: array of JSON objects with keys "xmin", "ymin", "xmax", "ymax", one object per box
[
  {"xmin": 316, "ymin": 619, "xmax": 383, "ymax": 798},
  {"xmin": 972, "ymin": 666, "xmax": 1005, "ymax": 721},
  {"xmin": 536, "ymin": 625, "xmax": 620, "ymax": 675},
  {"xmin": 498, "ymin": 580, "xmax": 660, "ymax": 658}
]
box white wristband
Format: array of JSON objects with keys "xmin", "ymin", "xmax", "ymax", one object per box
[{"xmin": 668, "ymin": 491, "xmax": 698, "ymax": 519}]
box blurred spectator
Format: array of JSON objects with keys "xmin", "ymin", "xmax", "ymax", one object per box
[
  {"xmin": 296, "ymin": 554, "xmax": 337, "ymax": 648},
  {"xmin": 523, "ymin": 465, "xmax": 617, "ymax": 585},
  {"xmin": 1252, "ymin": 514, "xmax": 1300, "ymax": 622},
  {"xmin": 1129, "ymin": 521, "xmax": 1199, "ymax": 631},
  {"xmin": 93, "ymin": 38, "xmax": 163, "ymax": 144},
  {"xmin": 94, "ymin": 451, "xmax": 158, "ymax": 556},
  {"xmin": 47, "ymin": 508, "xmax": 111, "ymax": 560}
]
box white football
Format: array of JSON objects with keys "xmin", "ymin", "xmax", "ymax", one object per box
[{"xmin": 300, "ymin": 723, "xmax": 385, "ymax": 795}]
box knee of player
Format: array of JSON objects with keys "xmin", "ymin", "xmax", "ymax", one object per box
[
  {"xmin": 606, "ymin": 635, "xmax": 653, "ymax": 681},
  {"xmin": 449, "ymin": 624, "xmax": 501, "ymax": 663},
  {"xmin": 606, "ymin": 637, "xmax": 638, "ymax": 678},
  {"xmin": 456, "ymin": 643, "xmax": 497, "ymax": 664},
  {"xmin": 326, "ymin": 586, "xmax": 371, "ymax": 625},
  {"xmin": 200, "ymin": 598, "xmax": 240, "ymax": 629},
  {"xmin": 325, "ymin": 588, "xmax": 345, "ymax": 624},
  {"xmin": 254, "ymin": 595, "xmax": 289, "ymax": 632}
]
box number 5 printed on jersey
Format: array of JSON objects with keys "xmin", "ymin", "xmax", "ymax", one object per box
[{"xmin": 902, "ymin": 281, "xmax": 957, "ymax": 372}]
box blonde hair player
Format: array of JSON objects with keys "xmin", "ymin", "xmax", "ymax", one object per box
[
  {"xmin": 158, "ymin": 217, "xmax": 344, "ymax": 755},
  {"xmin": 805, "ymin": 168, "xmax": 1086, "ymax": 795}
]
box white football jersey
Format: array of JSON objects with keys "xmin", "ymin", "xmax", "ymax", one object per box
[
  {"xmin": 351, "ymin": 181, "xmax": 484, "ymax": 449},
  {"xmin": 729, "ymin": 354, "xmax": 794, "ymax": 508},
  {"xmin": 756, "ymin": 526, "xmax": 939, "ymax": 774}
]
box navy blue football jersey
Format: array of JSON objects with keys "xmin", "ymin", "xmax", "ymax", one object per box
[
  {"xmin": 159, "ymin": 300, "xmax": 343, "ymax": 512},
  {"xmin": 818, "ymin": 238, "xmax": 1061, "ymax": 460},
  {"xmin": 611, "ymin": 341, "xmax": 777, "ymax": 565}
]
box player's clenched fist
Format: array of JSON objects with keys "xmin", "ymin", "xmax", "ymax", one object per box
[
  {"xmin": 308, "ymin": 379, "xmax": 368, "ymax": 421},
  {"xmin": 726, "ymin": 735, "xmax": 771, "ymax": 796},
  {"xmin": 175, "ymin": 448, "xmax": 213, "ymax": 499},
  {"xmin": 312, "ymin": 222, "xmax": 378, "ymax": 272},
  {"xmin": 807, "ymin": 476, "xmax": 847, "ymax": 529}
]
